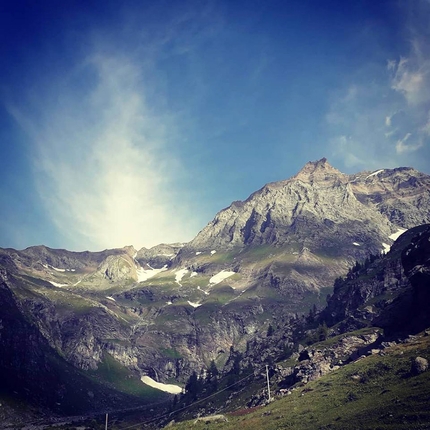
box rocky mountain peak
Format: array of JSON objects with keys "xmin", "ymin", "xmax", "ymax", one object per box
[
  {"xmin": 292, "ymin": 157, "xmax": 347, "ymax": 184},
  {"xmin": 122, "ymin": 245, "xmax": 137, "ymax": 258},
  {"xmin": 187, "ymin": 158, "xmax": 414, "ymax": 252}
]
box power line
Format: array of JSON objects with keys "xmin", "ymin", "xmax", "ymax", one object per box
[{"xmin": 119, "ymin": 365, "xmax": 268, "ymax": 429}]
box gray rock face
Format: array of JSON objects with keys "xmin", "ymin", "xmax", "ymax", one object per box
[
  {"xmin": 186, "ymin": 159, "xmax": 430, "ymax": 252},
  {"xmin": 411, "ymin": 356, "xmax": 429, "ymax": 375},
  {"xmin": 323, "ymin": 224, "xmax": 430, "ymax": 335},
  {"xmin": 0, "ymin": 273, "xmax": 144, "ymax": 416},
  {"xmin": 350, "ymin": 167, "xmax": 430, "ymax": 228},
  {"xmin": 136, "ymin": 243, "xmax": 184, "ymax": 267},
  {"xmin": 278, "ymin": 330, "xmax": 382, "ymax": 387}
]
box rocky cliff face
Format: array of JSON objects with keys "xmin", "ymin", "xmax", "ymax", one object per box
[
  {"xmin": 350, "ymin": 167, "xmax": 430, "ymax": 228},
  {"xmin": 400, "ymin": 224, "xmax": 430, "ymax": 331},
  {"xmin": 322, "ymin": 224, "xmax": 430, "ymax": 335}
]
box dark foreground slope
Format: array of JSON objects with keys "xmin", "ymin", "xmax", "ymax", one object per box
[
  {"xmin": 0, "ymin": 269, "xmax": 168, "ymax": 427},
  {"xmin": 322, "ymin": 223, "xmax": 430, "ymax": 335}
]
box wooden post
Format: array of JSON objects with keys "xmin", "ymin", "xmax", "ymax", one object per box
[{"xmin": 266, "ymin": 365, "xmax": 271, "ymax": 401}]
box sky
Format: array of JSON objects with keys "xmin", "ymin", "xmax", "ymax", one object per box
[{"xmin": 0, "ymin": 0, "xmax": 429, "ymax": 252}]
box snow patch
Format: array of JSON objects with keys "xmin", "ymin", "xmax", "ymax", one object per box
[
  {"xmin": 187, "ymin": 301, "xmax": 202, "ymax": 308},
  {"xmin": 209, "ymin": 270, "xmax": 236, "ymax": 285},
  {"xmin": 166, "ymin": 301, "xmax": 173, "ymax": 305},
  {"xmin": 106, "ymin": 296, "xmax": 116, "ymax": 302},
  {"xmin": 382, "ymin": 243, "xmax": 391, "ymax": 253},
  {"xmin": 140, "ymin": 376, "xmax": 182, "ymax": 394},
  {"xmin": 210, "ymin": 250, "xmax": 217, "ymax": 255},
  {"xmin": 136, "ymin": 264, "xmax": 167, "ymax": 282},
  {"xmin": 195, "ymin": 251, "xmax": 202, "ymax": 255},
  {"xmin": 389, "ymin": 228, "xmax": 407, "ymax": 241},
  {"xmin": 353, "ymin": 242, "xmax": 360, "ymax": 246},
  {"xmin": 365, "ymin": 169, "xmax": 384, "ymax": 179},
  {"xmin": 43, "ymin": 263, "xmax": 74, "ymax": 272},
  {"xmin": 175, "ymin": 268, "xmax": 188, "ymax": 286},
  {"xmin": 49, "ymin": 281, "xmax": 68, "ymax": 287},
  {"xmin": 190, "ymin": 271, "xmax": 198, "ymax": 278}
]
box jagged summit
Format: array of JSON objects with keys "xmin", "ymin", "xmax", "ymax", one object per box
[{"xmin": 292, "ymin": 157, "xmax": 347, "ymax": 184}]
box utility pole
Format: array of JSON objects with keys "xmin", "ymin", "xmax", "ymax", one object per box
[
  {"xmin": 105, "ymin": 413, "xmax": 108, "ymax": 430},
  {"xmin": 266, "ymin": 365, "xmax": 271, "ymax": 402}
]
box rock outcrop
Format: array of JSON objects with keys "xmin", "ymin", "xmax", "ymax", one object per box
[
  {"xmin": 411, "ymin": 357, "xmax": 429, "ymax": 375},
  {"xmin": 322, "ymin": 224, "xmax": 430, "ymax": 335}
]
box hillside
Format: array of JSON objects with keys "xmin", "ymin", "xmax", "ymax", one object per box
[{"xmin": 161, "ymin": 224, "xmax": 430, "ymax": 429}]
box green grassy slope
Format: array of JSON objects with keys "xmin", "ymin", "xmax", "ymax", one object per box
[{"xmin": 170, "ymin": 330, "xmax": 430, "ymax": 430}]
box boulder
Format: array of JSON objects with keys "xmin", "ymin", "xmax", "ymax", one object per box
[{"xmin": 411, "ymin": 356, "xmax": 428, "ymax": 375}]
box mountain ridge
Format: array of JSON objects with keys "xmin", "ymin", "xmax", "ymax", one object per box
[
  {"xmin": 1, "ymin": 158, "xmax": 430, "ymax": 424},
  {"xmin": 184, "ymin": 159, "xmax": 430, "ymax": 255}
]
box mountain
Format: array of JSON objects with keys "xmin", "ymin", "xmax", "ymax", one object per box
[
  {"xmin": 0, "ymin": 158, "xmax": 429, "ymax": 423},
  {"xmin": 174, "ymin": 158, "xmax": 430, "ymax": 311},
  {"xmin": 185, "ymin": 158, "xmax": 429, "ymax": 250}
]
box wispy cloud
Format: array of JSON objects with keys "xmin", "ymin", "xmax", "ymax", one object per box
[
  {"xmin": 9, "ymin": 53, "xmax": 200, "ymax": 251},
  {"xmin": 326, "ymin": 1, "xmax": 430, "ymax": 173},
  {"xmin": 326, "ymin": 81, "xmax": 399, "ymax": 170},
  {"xmin": 395, "ymin": 132, "xmax": 423, "ymax": 154},
  {"xmin": 390, "ymin": 56, "xmax": 429, "ymax": 106}
]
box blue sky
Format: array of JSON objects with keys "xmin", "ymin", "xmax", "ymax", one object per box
[{"xmin": 1, "ymin": 0, "xmax": 429, "ymax": 251}]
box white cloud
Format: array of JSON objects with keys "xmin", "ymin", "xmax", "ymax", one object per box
[
  {"xmin": 325, "ymin": 81, "xmax": 401, "ymax": 171},
  {"xmin": 421, "ymin": 111, "xmax": 430, "ymax": 135},
  {"xmin": 395, "ymin": 133, "xmax": 423, "ymax": 154},
  {"xmin": 390, "ymin": 55, "xmax": 430, "ymax": 105},
  {"xmin": 326, "ymin": 6, "xmax": 430, "ymax": 173},
  {"xmin": 11, "ymin": 54, "xmax": 200, "ymax": 251},
  {"xmin": 385, "ymin": 115, "xmax": 392, "ymax": 127}
]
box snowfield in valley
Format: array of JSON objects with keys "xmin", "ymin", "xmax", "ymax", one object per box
[{"xmin": 140, "ymin": 376, "xmax": 182, "ymax": 394}]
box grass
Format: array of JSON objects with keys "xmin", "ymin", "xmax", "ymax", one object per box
[
  {"xmin": 160, "ymin": 347, "xmax": 183, "ymax": 359},
  {"xmin": 168, "ymin": 331, "xmax": 430, "ymax": 430},
  {"xmin": 192, "ymin": 250, "xmax": 239, "ymax": 265},
  {"xmin": 13, "ymin": 275, "xmax": 97, "ymax": 315},
  {"xmin": 86, "ymin": 352, "xmax": 167, "ymax": 400}
]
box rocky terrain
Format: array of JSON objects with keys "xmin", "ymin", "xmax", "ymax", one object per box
[
  {"xmin": 0, "ymin": 158, "xmax": 429, "ymax": 424},
  {"xmin": 165, "ymin": 224, "xmax": 430, "ymax": 430}
]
